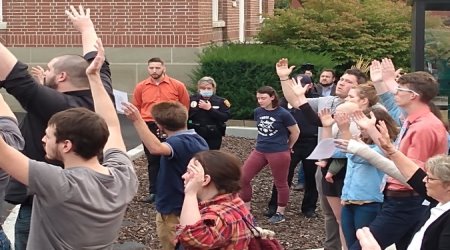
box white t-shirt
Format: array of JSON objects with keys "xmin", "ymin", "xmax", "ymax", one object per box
[{"xmin": 27, "ymin": 149, "xmax": 138, "ymax": 249}]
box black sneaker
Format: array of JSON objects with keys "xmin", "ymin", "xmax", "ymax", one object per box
[{"xmin": 303, "ymin": 211, "xmax": 317, "ymax": 218}]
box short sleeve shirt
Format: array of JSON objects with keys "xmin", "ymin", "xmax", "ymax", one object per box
[
  {"xmin": 155, "ymin": 130, "xmax": 209, "ymax": 215},
  {"xmin": 27, "ymin": 149, "xmax": 138, "ymax": 249},
  {"xmin": 254, "ymin": 107, "xmax": 297, "ymax": 153}
]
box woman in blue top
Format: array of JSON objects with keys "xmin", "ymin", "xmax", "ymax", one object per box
[
  {"xmin": 321, "ymin": 107, "xmax": 399, "ymax": 248},
  {"xmin": 239, "ymin": 86, "xmax": 300, "ymax": 224}
]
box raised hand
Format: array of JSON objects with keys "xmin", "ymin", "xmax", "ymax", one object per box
[
  {"xmin": 352, "ymin": 110, "xmax": 376, "ymax": 130},
  {"xmin": 381, "ymin": 58, "xmax": 397, "ymax": 83},
  {"xmin": 184, "ymin": 159, "xmax": 206, "ymax": 195},
  {"xmin": 31, "ymin": 66, "xmax": 45, "ymax": 85},
  {"xmin": 65, "ymin": 5, "xmax": 94, "ymax": 33},
  {"xmin": 369, "ymin": 60, "xmax": 383, "ymax": 83},
  {"xmin": 334, "ymin": 112, "xmax": 351, "ymax": 131},
  {"xmin": 275, "ymin": 58, "xmax": 295, "ymax": 79},
  {"xmin": 122, "ymin": 102, "xmax": 144, "ymax": 123},
  {"xmin": 376, "ymin": 120, "xmax": 396, "ymax": 154},
  {"xmin": 86, "ymin": 39, "xmax": 104, "ymax": 76},
  {"xmin": 318, "ymin": 108, "xmax": 335, "ymax": 127}
]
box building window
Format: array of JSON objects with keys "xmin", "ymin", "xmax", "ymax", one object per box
[
  {"xmin": 0, "ymin": 0, "xmax": 6, "ymax": 29},
  {"xmin": 212, "ymin": 0, "xmax": 225, "ymax": 27},
  {"xmin": 259, "ymin": 0, "xmax": 268, "ymax": 23}
]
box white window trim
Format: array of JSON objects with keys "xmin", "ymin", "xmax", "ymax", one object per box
[
  {"xmin": 212, "ymin": 0, "xmax": 226, "ymax": 28},
  {"xmin": 0, "ymin": 0, "xmax": 7, "ymax": 30},
  {"xmin": 259, "ymin": 0, "xmax": 264, "ymax": 23}
]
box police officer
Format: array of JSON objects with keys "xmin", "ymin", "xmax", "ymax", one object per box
[{"xmin": 188, "ymin": 76, "xmax": 231, "ymax": 149}]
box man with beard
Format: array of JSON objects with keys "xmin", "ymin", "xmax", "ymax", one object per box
[
  {"xmin": 0, "ymin": 5, "xmax": 113, "ymax": 249},
  {"xmin": 316, "ymin": 69, "xmax": 337, "ymax": 97},
  {"xmin": 132, "ymin": 57, "xmax": 190, "ymax": 203}
]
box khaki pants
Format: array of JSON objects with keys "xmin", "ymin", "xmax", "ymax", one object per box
[{"xmin": 156, "ymin": 213, "xmax": 180, "ymax": 250}]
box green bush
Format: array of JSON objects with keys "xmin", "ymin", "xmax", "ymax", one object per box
[
  {"xmin": 258, "ymin": 0, "xmax": 412, "ymax": 71},
  {"xmin": 190, "ymin": 44, "xmax": 336, "ymax": 120}
]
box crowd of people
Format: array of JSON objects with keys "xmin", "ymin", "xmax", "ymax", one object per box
[{"xmin": 0, "ymin": 4, "xmax": 448, "ymax": 250}]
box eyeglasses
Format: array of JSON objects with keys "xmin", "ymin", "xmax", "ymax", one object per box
[
  {"xmin": 425, "ymin": 175, "xmax": 440, "ymax": 183},
  {"xmin": 395, "ymin": 87, "xmax": 420, "ymax": 96}
]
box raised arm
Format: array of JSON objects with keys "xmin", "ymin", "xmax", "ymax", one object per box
[
  {"xmin": 318, "ymin": 108, "xmax": 335, "ymax": 139},
  {"xmin": 276, "ymin": 58, "xmax": 309, "ymax": 108},
  {"xmin": 0, "ymin": 94, "xmax": 29, "ymax": 185},
  {"xmin": 122, "ymin": 102, "xmax": 172, "ymax": 156},
  {"xmin": 66, "ymin": 5, "xmax": 113, "ymax": 98},
  {"xmin": 66, "ymin": 5, "xmax": 98, "ymax": 55},
  {"xmin": 86, "ymin": 39, "xmax": 125, "ymax": 152},
  {"xmin": 0, "ymin": 43, "xmax": 19, "ymax": 81},
  {"xmin": 335, "ymin": 139, "xmax": 408, "ymax": 185}
]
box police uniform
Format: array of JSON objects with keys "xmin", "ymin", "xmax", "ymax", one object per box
[{"xmin": 188, "ymin": 93, "xmax": 231, "ymax": 150}]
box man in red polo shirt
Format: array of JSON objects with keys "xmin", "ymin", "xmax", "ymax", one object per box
[
  {"xmin": 361, "ymin": 61, "xmax": 448, "ymax": 250},
  {"xmin": 133, "ymin": 58, "xmax": 190, "ymax": 203}
]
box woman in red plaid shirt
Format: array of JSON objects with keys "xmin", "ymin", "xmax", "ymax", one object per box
[{"xmin": 176, "ymin": 150, "xmax": 253, "ymax": 249}]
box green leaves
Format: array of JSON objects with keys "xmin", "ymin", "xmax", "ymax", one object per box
[{"xmin": 258, "ymin": 0, "xmax": 412, "ymax": 71}]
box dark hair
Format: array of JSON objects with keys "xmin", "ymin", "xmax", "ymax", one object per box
[
  {"xmin": 48, "ymin": 108, "xmax": 109, "ymax": 159},
  {"xmin": 151, "ymin": 102, "xmax": 187, "ymax": 131},
  {"xmin": 256, "ymin": 86, "xmax": 279, "ymax": 107},
  {"xmin": 397, "ymin": 71, "xmax": 438, "ymax": 103},
  {"xmin": 147, "ymin": 57, "xmax": 165, "ymax": 65},
  {"xmin": 53, "ymin": 55, "xmax": 90, "ymax": 88},
  {"xmin": 344, "ymin": 68, "xmax": 368, "ymax": 84},
  {"xmin": 321, "ymin": 69, "xmax": 336, "ymax": 78},
  {"xmin": 193, "ymin": 150, "xmax": 242, "ymax": 194},
  {"xmin": 353, "ymin": 83, "xmax": 379, "ymax": 107},
  {"xmin": 361, "ymin": 107, "xmax": 399, "ymax": 144}
]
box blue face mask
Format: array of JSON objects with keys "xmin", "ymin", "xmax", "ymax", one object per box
[{"xmin": 199, "ymin": 90, "xmax": 213, "ymax": 98}]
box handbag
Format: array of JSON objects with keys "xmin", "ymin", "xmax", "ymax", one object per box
[{"xmin": 224, "ymin": 204, "xmax": 284, "ymax": 250}]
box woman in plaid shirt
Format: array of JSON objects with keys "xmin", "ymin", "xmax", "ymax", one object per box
[{"xmin": 176, "ymin": 150, "xmax": 253, "ymax": 249}]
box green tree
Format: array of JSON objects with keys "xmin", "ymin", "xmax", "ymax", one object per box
[{"xmin": 258, "ymin": 0, "xmax": 412, "ymax": 70}]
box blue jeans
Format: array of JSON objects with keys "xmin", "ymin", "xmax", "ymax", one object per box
[
  {"xmin": 0, "ymin": 229, "xmax": 11, "ymax": 250},
  {"xmin": 15, "ymin": 204, "xmax": 32, "ymax": 250},
  {"xmin": 350, "ymin": 195, "xmax": 428, "ymax": 250},
  {"xmin": 341, "ymin": 203, "xmax": 381, "ymax": 248}
]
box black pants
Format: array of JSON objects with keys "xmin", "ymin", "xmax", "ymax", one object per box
[
  {"xmin": 268, "ymin": 139, "xmax": 318, "ymax": 213},
  {"xmin": 192, "ymin": 125, "xmax": 223, "ymax": 150},
  {"xmin": 143, "ymin": 122, "xmax": 165, "ymax": 195}
]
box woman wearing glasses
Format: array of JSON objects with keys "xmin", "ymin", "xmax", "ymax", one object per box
[
  {"xmin": 188, "ymin": 76, "xmax": 231, "ymax": 149},
  {"xmin": 338, "ymin": 121, "xmax": 450, "ymax": 250}
]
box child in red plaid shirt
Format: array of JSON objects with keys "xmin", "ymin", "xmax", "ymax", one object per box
[{"xmin": 176, "ymin": 150, "xmax": 253, "ymax": 249}]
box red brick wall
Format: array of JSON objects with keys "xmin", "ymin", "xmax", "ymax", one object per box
[{"xmin": 0, "ymin": 0, "xmax": 272, "ymax": 47}]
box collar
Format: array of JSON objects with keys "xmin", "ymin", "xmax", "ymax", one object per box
[
  {"xmin": 199, "ymin": 193, "xmax": 237, "ymax": 209},
  {"xmin": 144, "ymin": 75, "xmax": 170, "ymax": 85},
  {"xmin": 168, "ymin": 129, "xmax": 196, "ymax": 138},
  {"xmin": 406, "ymin": 106, "xmax": 431, "ymax": 124}
]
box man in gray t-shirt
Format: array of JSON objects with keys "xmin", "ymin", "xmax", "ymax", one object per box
[{"xmin": 0, "ymin": 31, "xmax": 138, "ymax": 249}]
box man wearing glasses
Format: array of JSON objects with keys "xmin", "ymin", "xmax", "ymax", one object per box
[{"xmin": 362, "ymin": 60, "xmax": 449, "ymax": 250}]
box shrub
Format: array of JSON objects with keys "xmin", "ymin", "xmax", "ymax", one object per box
[
  {"xmin": 258, "ymin": 0, "xmax": 412, "ymax": 71},
  {"xmin": 190, "ymin": 43, "xmax": 336, "ymax": 119}
]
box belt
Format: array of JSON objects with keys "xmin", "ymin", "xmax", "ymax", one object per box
[{"xmin": 384, "ymin": 189, "xmax": 420, "ymax": 197}]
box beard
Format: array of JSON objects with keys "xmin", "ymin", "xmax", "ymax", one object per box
[
  {"xmin": 320, "ymin": 82, "xmax": 333, "ymax": 87},
  {"xmin": 151, "ymin": 71, "xmax": 165, "ymax": 80},
  {"xmin": 43, "ymin": 75, "xmax": 58, "ymax": 89}
]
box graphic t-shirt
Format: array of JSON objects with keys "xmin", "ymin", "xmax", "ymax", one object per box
[{"xmin": 254, "ymin": 107, "xmax": 297, "ymax": 153}]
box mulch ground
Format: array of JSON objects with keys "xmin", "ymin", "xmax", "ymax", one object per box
[{"xmin": 118, "ymin": 136, "xmax": 325, "ymax": 249}]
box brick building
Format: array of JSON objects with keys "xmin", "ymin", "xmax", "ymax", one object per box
[{"xmin": 0, "ymin": 0, "xmax": 274, "ymax": 111}]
